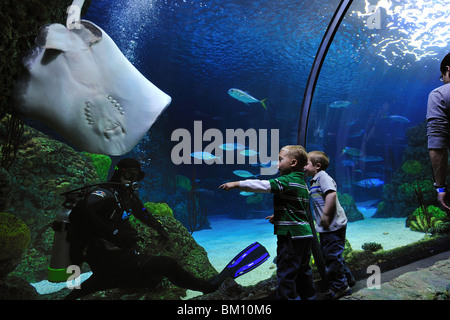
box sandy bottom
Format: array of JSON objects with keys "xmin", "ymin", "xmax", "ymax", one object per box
[
  {"xmin": 184, "ymin": 203, "xmax": 424, "ymax": 298},
  {"xmin": 32, "ymin": 201, "xmax": 424, "ymax": 298}
]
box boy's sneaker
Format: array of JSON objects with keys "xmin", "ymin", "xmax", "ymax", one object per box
[
  {"xmin": 347, "ymin": 277, "xmax": 356, "ymax": 287},
  {"xmin": 318, "ymin": 286, "xmax": 352, "ymax": 300},
  {"xmin": 332, "ymin": 285, "xmax": 352, "ymax": 300}
]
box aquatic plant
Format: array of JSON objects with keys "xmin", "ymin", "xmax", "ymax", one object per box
[{"xmin": 361, "ymin": 242, "xmax": 383, "ymax": 252}]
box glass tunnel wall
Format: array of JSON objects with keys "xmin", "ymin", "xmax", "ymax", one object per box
[
  {"xmin": 306, "ymin": 0, "xmax": 450, "ymax": 219},
  {"xmin": 82, "ymin": 0, "xmax": 450, "ymax": 236}
]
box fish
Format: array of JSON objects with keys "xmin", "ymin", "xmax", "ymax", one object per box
[
  {"xmin": 259, "ymin": 161, "xmax": 272, "ymax": 168},
  {"xmin": 355, "ymin": 178, "xmax": 384, "ymax": 188},
  {"xmin": 328, "ymin": 99, "xmax": 356, "ymax": 108},
  {"xmin": 240, "ymin": 149, "xmax": 259, "ymax": 157},
  {"xmin": 386, "ymin": 115, "xmax": 410, "ymax": 123},
  {"xmin": 13, "ymin": 0, "xmax": 171, "ymax": 156},
  {"xmin": 228, "ymin": 88, "xmax": 267, "ymax": 110},
  {"xmin": 219, "ymin": 143, "xmax": 246, "ymax": 151},
  {"xmin": 233, "ymin": 170, "xmax": 259, "ymax": 178},
  {"xmin": 191, "ymin": 152, "xmax": 221, "ymax": 161},
  {"xmin": 249, "ymin": 161, "xmax": 271, "ymax": 168},
  {"xmin": 359, "ymin": 156, "xmax": 384, "ymax": 162},
  {"xmin": 239, "ymin": 191, "xmax": 255, "ymax": 196},
  {"xmin": 341, "ymin": 147, "xmax": 364, "ymax": 157},
  {"xmin": 341, "ymin": 160, "xmax": 355, "ymax": 167},
  {"xmin": 350, "ymin": 129, "xmax": 365, "ymax": 137}
]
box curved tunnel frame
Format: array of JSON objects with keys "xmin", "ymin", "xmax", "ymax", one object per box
[
  {"xmin": 297, "ymin": 0, "xmax": 353, "ymax": 146},
  {"xmin": 296, "ymin": 0, "xmax": 353, "ymax": 287}
]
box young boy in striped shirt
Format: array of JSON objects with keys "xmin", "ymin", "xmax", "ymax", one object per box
[
  {"xmin": 219, "ymin": 145, "xmax": 316, "ymax": 300},
  {"xmin": 303, "ymin": 150, "xmax": 354, "ymax": 299}
]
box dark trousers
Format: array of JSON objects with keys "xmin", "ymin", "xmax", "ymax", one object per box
[
  {"xmin": 276, "ymin": 235, "xmax": 316, "ymax": 300},
  {"xmin": 319, "ymin": 227, "xmax": 353, "ymax": 291}
]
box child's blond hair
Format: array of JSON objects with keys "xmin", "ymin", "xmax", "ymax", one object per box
[
  {"xmin": 281, "ymin": 145, "xmax": 308, "ymax": 169},
  {"xmin": 307, "ymin": 150, "xmax": 329, "ymax": 171}
]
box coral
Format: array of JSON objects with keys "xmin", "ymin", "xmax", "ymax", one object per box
[
  {"xmin": 144, "ymin": 202, "xmax": 174, "ymax": 217},
  {"xmin": 0, "ymin": 213, "xmax": 30, "ymax": 261},
  {"xmin": 412, "ymin": 205, "xmax": 446, "ymax": 220},
  {"xmin": 410, "ymin": 215, "xmax": 444, "ymax": 234},
  {"xmin": 82, "ymin": 152, "xmax": 112, "ymax": 181},
  {"xmin": 401, "ymin": 160, "xmax": 422, "ymax": 176},
  {"xmin": 361, "ymin": 242, "xmax": 383, "ymax": 252},
  {"xmin": 408, "ymin": 205, "xmax": 448, "ymax": 234}
]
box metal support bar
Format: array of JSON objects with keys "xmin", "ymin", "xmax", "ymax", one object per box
[
  {"xmin": 296, "ymin": 0, "xmax": 354, "ymax": 287},
  {"xmin": 297, "ymin": 0, "xmax": 353, "ymax": 146}
]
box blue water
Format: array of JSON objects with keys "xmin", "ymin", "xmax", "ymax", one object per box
[{"xmin": 81, "ymin": 1, "xmax": 448, "ymax": 217}]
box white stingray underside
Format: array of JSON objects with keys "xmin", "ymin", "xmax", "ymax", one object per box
[{"xmin": 14, "ymin": 20, "xmax": 171, "ymax": 155}]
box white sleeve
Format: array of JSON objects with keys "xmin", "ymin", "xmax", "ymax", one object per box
[{"xmin": 239, "ymin": 179, "xmax": 271, "ymax": 193}]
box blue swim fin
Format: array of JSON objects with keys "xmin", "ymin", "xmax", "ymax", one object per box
[
  {"xmin": 205, "ymin": 242, "xmax": 270, "ymax": 293},
  {"xmin": 222, "ymin": 242, "xmax": 270, "ymax": 279}
]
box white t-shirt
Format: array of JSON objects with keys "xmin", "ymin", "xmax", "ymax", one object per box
[{"xmin": 309, "ymin": 170, "xmax": 347, "ymax": 233}]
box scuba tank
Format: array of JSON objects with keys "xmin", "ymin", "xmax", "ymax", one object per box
[
  {"xmin": 47, "ymin": 181, "xmax": 139, "ymax": 282},
  {"xmin": 47, "ymin": 200, "xmax": 75, "ymax": 282}
]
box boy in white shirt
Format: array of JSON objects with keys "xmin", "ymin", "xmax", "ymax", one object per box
[{"xmin": 303, "ymin": 150, "xmax": 354, "ymax": 299}]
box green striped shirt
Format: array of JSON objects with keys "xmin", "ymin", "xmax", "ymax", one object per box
[{"xmin": 269, "ymin": 171, "xmax": 313, "ymax": 238}]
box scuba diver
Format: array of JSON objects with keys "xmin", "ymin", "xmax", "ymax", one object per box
[{"xmin": 63, "ymin": 158, "xmax": 269, "ymax": 300}]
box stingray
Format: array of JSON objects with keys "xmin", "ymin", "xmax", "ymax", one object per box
[{"xmin": 13, "ymin": 0, "xmax": 171, "ymax": 155}]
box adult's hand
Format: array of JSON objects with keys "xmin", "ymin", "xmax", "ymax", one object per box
[{"xmin": 437, "ymin": 191, "xmax": 450, "ymax": 213}]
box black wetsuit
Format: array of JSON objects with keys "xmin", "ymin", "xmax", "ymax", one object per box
[{"xmin": 65, "ymin": 184, "xmax": 215, "ymax": 300}]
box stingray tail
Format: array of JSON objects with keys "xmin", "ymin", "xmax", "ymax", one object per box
[{"xmin": 260, "ymin": 98, "xmax": 268, "ymax": 110}]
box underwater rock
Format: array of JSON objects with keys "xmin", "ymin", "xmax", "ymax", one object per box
[
  {"xmin": 0, "ymin": 275, "xmax": 40, "ymax": 300},
  {"xmin": 81, "ymin": 152, "xmax": 112, "ymax": 181},
  {"xmin": 66, "ymin": 210, "xmax": 218, "ymax": 300},
  {"xmin": 193, "ymin": 276, "xmax": 278, "ymax": 301},
  {"xmin": 0, "ymin": 213, "xmax": 30, "ymax": 278},
  {"xmin": 338, "ymin": 192, "xmax": 364, "ymax": 222},
  {"xmin": 0, "ymin": 122, "xmax": 101, "ymax": 283}
]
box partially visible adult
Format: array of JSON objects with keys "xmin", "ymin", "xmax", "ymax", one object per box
[{"xmin": 426, "ymin": 52, "xmax": 450, "ymax": 212}]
